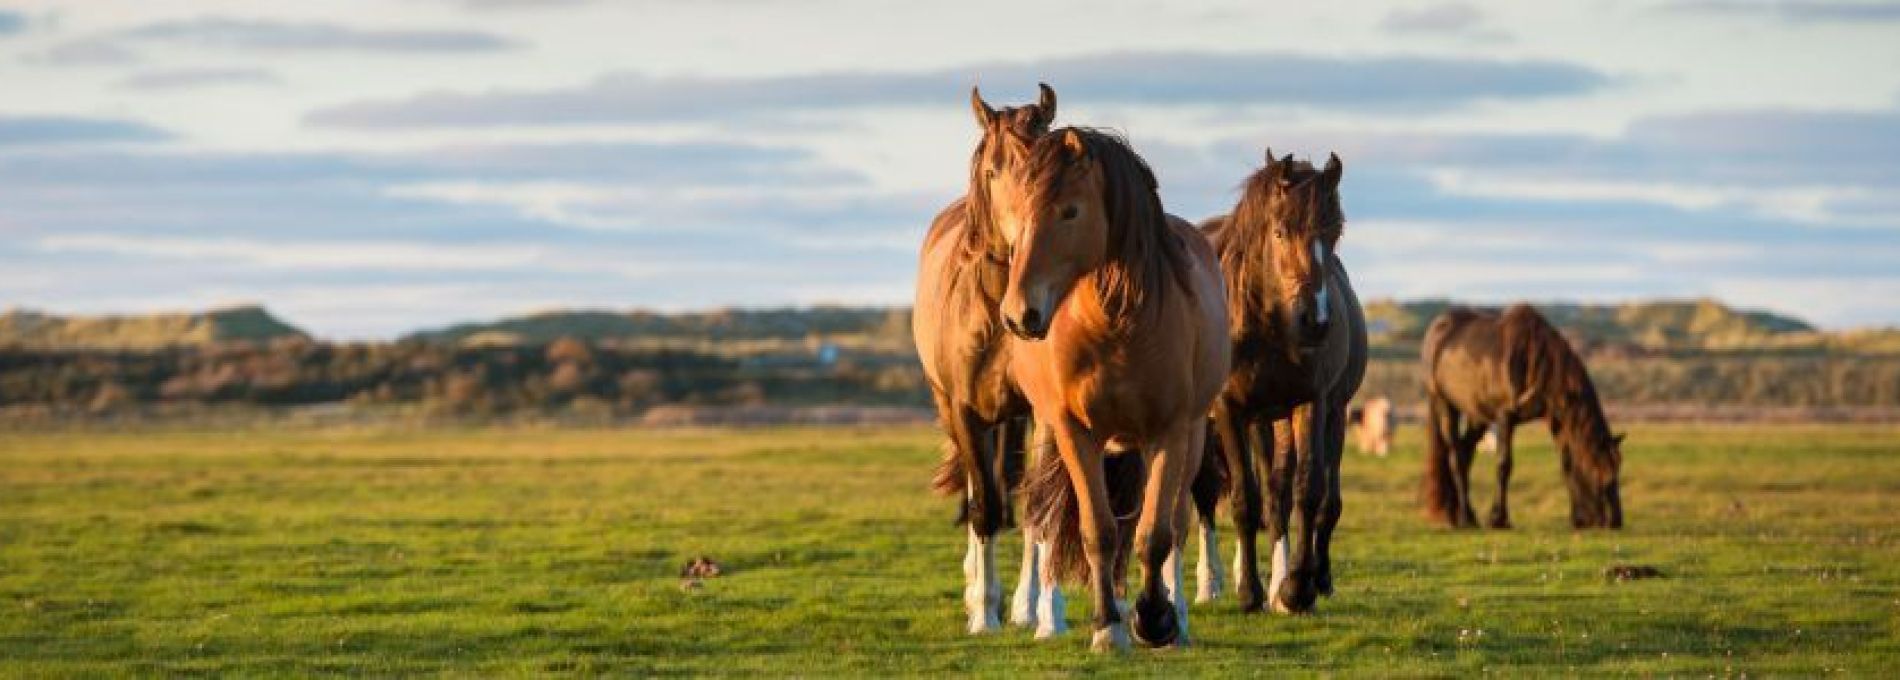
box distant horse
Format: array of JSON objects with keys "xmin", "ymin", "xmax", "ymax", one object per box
[
  {"xmin": 1349, "ymin": 395, "xmax": 1395, "ymax": 457},
  {"xmin": 997, "ymin": 128, "xmax": 1230, "ymax": 651},
  {"xmin": 913, "ymin": 84, "xmax": 1061, "ymax": 634},
  {"xmin": 1419, "ymin": 305, "xmax": 1624, "ymax": 529},
  {"xmin": 1197, "ymin": 150, "xmax": 1367, "ymax": 614}
]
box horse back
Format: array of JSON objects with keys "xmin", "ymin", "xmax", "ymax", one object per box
[{"xmin": 1422, "ymin": 309, "xmax": 1520, "ymax": 422}]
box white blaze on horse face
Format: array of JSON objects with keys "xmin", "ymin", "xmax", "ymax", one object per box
[
  {"xmin": 1311, "ymin": 240, "xmax": 1330, "ymax": 326},
  {"xmin": 1195, "ymin": 519, "xmax": 1224, "ymax": 602},
  {"xmin": 1009, "ymin": 527, "xmax": 1039, "ymax": 627},
  {"xmin": 964, "ymin": 528, "xmax": 1001, "ymax": 633}
]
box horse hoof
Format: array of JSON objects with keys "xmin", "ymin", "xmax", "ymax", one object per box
[
  {"xmin": 1008, "ymin": 592, "xmax": 1036, "ymax": 628},
  {"xmin": 1195, "ymin": 577, "xmax": 1223, "ymax": 604},
  {"xmin": 1316, "ymin": 571, "xmax": 1334, "ymax": 597},
  {"xmin": 1236, "ymin": 578, "xmax": 1266, "ymax": 613},
  {"xmin": 1090, "ymin": 624, "xmax": 1130, "ymax": 653},
  {"xmin": 1035, "ymin": 618, "xmax": 1068, "ymax": 640},
  {"xmin": 967, "ymin": 613, "xmax": 1002, "ymax": 634},
  {"xmin": 1272, "ymin": 579, "xmax": 1318, "ymax": 615},
  {"xmin": 1488, "ymin": 515, "xmax": 1513, "ymax": 530},
  {"xmin": 1130, "ymin": 594, "xmax": 1179, "ymax": 648}
]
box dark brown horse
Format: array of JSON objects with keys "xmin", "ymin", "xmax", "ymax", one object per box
[
  {"xmin": 1197, "ymin": 150, "xmax": 1367, "ymax": 614},
  {"xmin": 1419, "ymin": 304, "xmax": 1625, "ymax": 529},
  {"xmin": 913, "ymin": 84, "xmax": 1056, "ymax": 634},
  {"xmin": 999, "ymin": 128, "xmax": 1230, "ymax": 651}
]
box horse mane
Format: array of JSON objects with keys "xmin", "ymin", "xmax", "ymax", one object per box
[
  {"xmin": 1020, "ymin": 127, "xmax": 1189, "ymax": 321},
  {"xmin": 962, "ymin": 106, "xmax": 1053, "ymax": 263},
  {"xmin": 1499, "ymin": 304, "xmax": 1620, "ymax": 479},
  {"xmin": 1217, "ymin": 157, "xmax": 1346, "ymax": 332}
]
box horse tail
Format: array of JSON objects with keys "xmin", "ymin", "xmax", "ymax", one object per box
[
  {"xmin": 1025, "ymin": 444, "xmax": 1148, "ymax": 584},
  {"xmin": 1191, "ymin": 421, "xmax": 1228, "ymax": 523},
  {"xmin": 1419, "ymin": 313, "xmax": 1463, "ymax": 526}
]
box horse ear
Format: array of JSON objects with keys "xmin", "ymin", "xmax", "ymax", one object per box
[
  {"xmin": 970, "ymin": 86, "xmax": 997, "ymax": 129},
  {"xmin": 1321, "ymin": 152, "xmax": 1343, "ymax": 191},
  {"xmin": 1062, "ymin": 128, "xmax": 1089, "ymax": 162},
  {"xmin": 1263, "ymin": 147, "xmax": 1277, "ymax": 167},
  {"xmin": 1276, "ymin": 153, "xmax": 1296, "ymax": 187},
  {"xmin": 1035, "ymin": 82, "xmax": 1058, "ymax": 128}
]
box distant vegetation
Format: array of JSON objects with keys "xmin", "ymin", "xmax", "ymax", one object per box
[
  {"xmin": 0, "ymin": 305, "xmax": 307, "ymax": 350},
  {"xmin": 2, "ymin": 299, "xmax": 1896, "ymax": 423}
]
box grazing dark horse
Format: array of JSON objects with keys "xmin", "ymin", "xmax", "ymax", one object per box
[
  {"xmin": 1419, "ymin": 305, "xmax": 1625, "ymax": 529},
  {"xmin": 999, "ymin": 128, "xmax": 1230, "ymax": 651},
  {"xmin": 1197, "ymin": 150, "xmax": 1367, "ymax": 614},
  {"xmin": 913, "ymin": 84, "xmax": 1061, "ymax": 634}
]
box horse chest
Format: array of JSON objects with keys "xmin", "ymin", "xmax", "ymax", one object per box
[{"xmin": 1229, "ymin": 338, "xmax": 1318, "ymax": 417}]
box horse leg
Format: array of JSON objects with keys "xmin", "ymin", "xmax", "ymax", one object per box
[
  {"xmin": 1488, "ymin": 419, "xmax": 1516, "ymax": 529},
  {"xmin": 949, "ymin": 410, "xmax": 1002, "ymax": 633},
  {"xmin": 1273, "ymin": 404, "xmax": 1326, "ymax": 614},
  {"xmin": 1212, "ymin": 401, "xmax": 1264, "ymax": 611},
  {"xmin": 1131, "ymin": 421, "xmax": 1200, "ymax": 647},
  {"xmin": 1193, "ymin": 500, "xmax": 1224, "ymax": 604},
  {"xmin": 1005, "ymin": 418, "xmax": 1038, "ymax": 628},
  {"xmin": 1261, "ymin": 418, "xmax": 1294, "ymax": 611},
  {"xmin": 1048, "ymin": 418, "xmax": 1126, "ymax": 652},
  {"xmin": 1013, "ymin": 420, "xmax": 1068, "ymax": 636},
  {"xmin": 1316, "ymin": 398, "xmax": 1347, "ymax": 597},
  {"xmin": 1452, "ymin": 422, "xmax": 1486, "ymax": 528}
]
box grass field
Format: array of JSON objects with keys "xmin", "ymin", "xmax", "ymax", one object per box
[{"xmin": 2, "ymin": 423, "xmax": 1897, "ymax": 675}]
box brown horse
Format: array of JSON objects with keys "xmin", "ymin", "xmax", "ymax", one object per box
[
  {"xmin": 1419, "ymin": 304, "xmax": 1624, "ymax": 529},
  {"xmin": 998, "ymin": 128, "xmax": 1230, "ymax": 651},
  {"xmin": 1197, "ymin": 150, "xmax": 1367, "ymax": 614},
  {"xmin": 913, "ymin": 84, "xmax": 1058, "ymax": 634}
]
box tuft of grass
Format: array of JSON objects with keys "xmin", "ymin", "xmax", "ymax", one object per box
[{"xmin": 1, "ymin": 424, "xmax": 1897, "ymax": 675}]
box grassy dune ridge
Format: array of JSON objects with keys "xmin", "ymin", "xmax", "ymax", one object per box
[{"xmin": 1, "ymin": 424, "xmax": 1896, "ymax": 675}]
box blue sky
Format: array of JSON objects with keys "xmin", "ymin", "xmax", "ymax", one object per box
[{"xmin": 1, "ymin": 0, "xmax": 1897, "ymax": 338}]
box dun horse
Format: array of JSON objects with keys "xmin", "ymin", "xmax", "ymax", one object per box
[
  {"xmin": 913, "ymin": 84, "xmax": 1064, "ymax": 634},
  {"xmin": 1197, "ymin": 150, "xmax": 1367, "ymax": 614},
  {"xmin": 994, "ymin": 128, "xmax": 1230, "ymax": 651},
  {"xmin": 1350, "ymin": 395, "xmax": 1395, "ymax": 457},
  {"xmin": 1419, "ymin": 304, "xmax": 1625, "ymax": 529}
]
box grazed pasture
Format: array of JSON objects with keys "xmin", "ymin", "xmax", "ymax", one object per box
[{"xmin": 1, "ymin": 424, "xmax": 1895, "ymax": 675}]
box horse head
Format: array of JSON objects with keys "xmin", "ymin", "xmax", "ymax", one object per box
[
  {"xmin": 967, "ymin": 84, "xmax": 1058, "ymax": 262},
  {"xmin": 1240, "ymin": 149, "xmax": 1344, "ymax": 350}
]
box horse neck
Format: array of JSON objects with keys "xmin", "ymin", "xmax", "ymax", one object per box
[
  {"xmin": 1217, "ymin": 210, "xmax": 1291, "ymax": 340},
  {"xmin": 1547, "ymin": 382, "xmax": 1613, "ymax": 469}
]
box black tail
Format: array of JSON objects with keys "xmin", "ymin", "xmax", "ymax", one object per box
[
  {"xmin": 931, "ymin": 416, "xmax": 1029, "ymax": 528},
  {"xmin": 1191, "ymin": 421, "xmax": 1228, "ymax": 524},
  {"xmin": 1024, "ymin": 443, "xmax": 1147, "ymax": 584}
]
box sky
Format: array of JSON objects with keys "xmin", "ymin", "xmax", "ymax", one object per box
[{"xmin": 1, "ymin": 0, "xmax": 1898, "ymax": 338}]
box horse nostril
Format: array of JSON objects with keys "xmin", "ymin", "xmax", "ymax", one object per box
[{"xmin": 1020, "ymin": 308, "xmax": 1043, "ymax": 334}]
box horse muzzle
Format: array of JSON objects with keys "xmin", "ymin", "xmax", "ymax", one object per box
[{"xmin": 1002, "ymin": 306, "xmax": 1050, "ymax": 340}]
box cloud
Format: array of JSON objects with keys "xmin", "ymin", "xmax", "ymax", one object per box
[
  {"xmin": 33, "ymin": 16, "xmax": 517, "ymax": 64},
  {"xmin": 0, "ymin": 10, "xmax": 26, "ymax": 36},
  {"xmin": 120, "ymin": 17, "xmax": 518, "ymax": 52},
  {"xmin": 1379, "ymin": 3, "xmax": 1512, "ymax": 42},
  {"xmin": 305, "ymin": 50, "xmax": 1610, "ymax": 128},
  {"xmin": 37, "ymin": 234, "xmax": 551, "ymax": 271},
  {"xmin": 26, "ymin": 38, "xmax": 140, "ymax": 65},
  {"xmin": 1671, "ymin": 0, "xmax": 1900, "ymax": 22},
  {"xmin": 0, "ymin": 116, "xmax": 172, "ymax": 146},
  {"xmin": 114, "ymin": 67, "xmax": 283, "ymax": 91}
]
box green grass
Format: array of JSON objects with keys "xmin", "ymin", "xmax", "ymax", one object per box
[{"xmin": 2, "ymin": 424, "xmax": 1896, "ymax": 676}]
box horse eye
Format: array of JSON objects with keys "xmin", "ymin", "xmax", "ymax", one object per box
[
  {"xmin": 1059, "ymin": 205, "xmax": 1078, "ymax": 221},
  {"xmin": 1274, "ymin": 227, "xmax": 1287, "ymax": 239}
]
